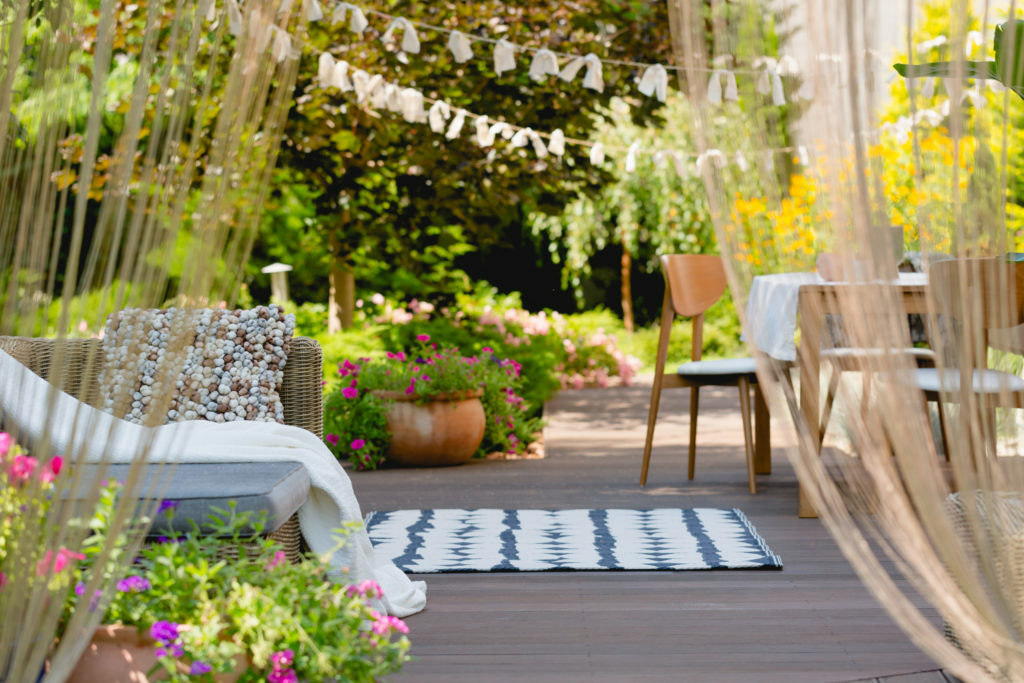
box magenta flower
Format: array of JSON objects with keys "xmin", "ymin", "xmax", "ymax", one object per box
[
  {"xmin": 270, "ymin": 650, "xmax": 294, "ymax": 668},
  {"xmin": 481, "ymin": 346, "xmax": 493, "ymax": 353},
  {"xmin": 150, "ymin": 620, "xmax": 181, "ymax": 644},
  {"xmin": 10, "ymin": 455, "xmax": 38, "ymax": 481},
  {"xmin": 342, "ymin": 386, "xmax": 359, "ymax": 399},
  {"xmin": 39, "ymin": 456, "xmax": 63, "ymax": 484},
  {"xmin": 0, "ymin": 571, "xmax": 8, "ymax": 591},
  {"xmin": 351, "ymin": 439, "xmax": 366, "ymax": 451},
  {"xmin": 325, "ymin": 433, "xmax": 339, "ymax": 447},
  {"xmin": 265, "ymin": 550, "xmax": 288, "ymax": 571},
  {"xmin": 116, "ymin": 576, "xmax": 151, "ymax": 592},
  {"xmin": 190, "ymin": 661, "xmax": 212, "ymax": 675},
  {"xmin": 345, "ymin": 579, "xmax": 382, "ymax": 598},
  {"xmin": 0, "ymin": 432, "xmax": 10, "ymax": 456},
  {"xmin": 416, "ymin": 333, "xmax": 430, "ymax": 342}
]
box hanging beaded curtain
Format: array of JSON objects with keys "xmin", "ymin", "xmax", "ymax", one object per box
[
  {"xmin": 670, "ymin": 0, "xmax": 1024, "ymax": 679},
  {"xmin": 0, "ymin": 0, "xmax": 303, "ymax": 678}
]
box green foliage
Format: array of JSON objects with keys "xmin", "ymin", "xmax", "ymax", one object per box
[
  {"xmin": 271, "ymin": 0, "xmax": 672, "ymax": 301},
  {"xmin": 93, "ymin": 505, "xmax": 410, "ymax": 682}
]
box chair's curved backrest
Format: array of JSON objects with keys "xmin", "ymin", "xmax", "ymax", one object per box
[
  {"xmin": 660, "ymin": 254, "xmax": 728, "ymax": 318},
  {"xmin": 930, "ymin": 257, "xmax": 1024, "ymax": 331}
]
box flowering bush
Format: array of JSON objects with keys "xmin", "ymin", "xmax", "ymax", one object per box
[
  {"xmin": 83, "ymin": 503, "xmax": 410, "ymax": 681},
  {"xmin": 324, "ymin": 336, "xmax": 542, "ymax": 469},
  {"xmin": 0, "ymin": 432, "xmax": 76, "ymax": 597}
]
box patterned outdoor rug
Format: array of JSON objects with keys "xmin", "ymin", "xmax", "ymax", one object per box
[{"xmin": 365, "ymin": 508, "xmax": 783, "ymax": 573}]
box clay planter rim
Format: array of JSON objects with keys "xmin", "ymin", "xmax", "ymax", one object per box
[{"xmin": 371, "ymin": 388, "xmax": 483, "ymax": 402}]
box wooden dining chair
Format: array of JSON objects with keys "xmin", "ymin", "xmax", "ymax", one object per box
[{"xmin": 640, "ymin": 254, "xmax": 763, "ymax": 493}]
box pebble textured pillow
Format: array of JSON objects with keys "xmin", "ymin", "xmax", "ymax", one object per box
[{"xmin": 100, "ymin": 306, "xmax": 295, "ymax": 425}]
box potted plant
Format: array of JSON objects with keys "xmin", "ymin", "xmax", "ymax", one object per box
[
  {"xmin": 323, "ymin": 335, "xmax": 541, "ymax": 468},
  {"xmin": 65, "ymin": 502, "xmax": 411, "ymax": 682}
]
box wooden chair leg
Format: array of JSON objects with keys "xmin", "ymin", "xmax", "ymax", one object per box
[
  {"xmin": 641, "ymin": 290, "xmax": 676, "ymax": 486},
  {"xmin": 819, "ymin": 365, "xmax": 841, "ymax": 443},
  {"xmin": 753, "ymin": 383, "xmax": 771, "ymax": 475},
  {"xmin": 738, "ymin": 377, "xmax": 757, "ymax": 494},
  {"xmin": 935, "ymin": 399, "xmax": 950, "ymax": 462},
  {"xmin": 687, "ymin": 385, "xmax": 700, "ymax": 480}
]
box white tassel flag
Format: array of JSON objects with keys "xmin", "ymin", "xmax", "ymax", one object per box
[
  {"xmin": 428, "ymin": 101, "xmax": 451, "ymax": 133},
  {"xmin": 528, "ymin": 130, "xmax": 548, "ymax": 158},
  {"xmin": 382, "ymin": 17, "xmax": 420, "ymax": 54},
  {"xmin": 271, "ymin": 27, "xmax": 291, "ymax": 62},
  {"xmin": 476, "ymin": 116, "xmax": 495, "ymax": 146},
  {"xmin": 318, "ymin": 53, "xmax": 336, "ymax": 88},
  {"xmin": 638, "ymin": 64, "xmax": 668, "ymax": 102},
  {"xmin": 582, "ymin": 54, "xmax": 604, "ymax": 92},
  {"xmin": 529, "ymin": 49, "xmax": 559, "ymax": 81},
  {"xmin": 548, "ymin": 129, "xmax": 566, "ymax": 156},
  {"xmin": 589, "ymin": 143, "xmax": 605, "ymax": 165},
  {"xmin": 400, "ymin": 88, "xmax": 426, "ymax": 123},
  {"xmin": 332, "ymin": 60, "xmax": 352, "ymax": 92},
  {"xmin": 304, "ymin": 0, "xmax": 323, "ymax": 22},
  {"xmin": 226, "ymin": 0, "xmax": 243, "ymax": 36},
  {"xmin": 448, "ymin": 31, "xmax": 474, "ymax": 63},
  {"xmin": 723, "ymin": 71, "xmax": 738, "ymax": 101},
  {"xmin": 624, "ymin": 142, "xmax": 639, "ymax": 173},
  {"xmin": 494, "ymin": 40, "xmax": 517, "ymax": 75},
  {"xmin": 510, "ymin": 128, "xmax": 531, "ymax": 148},
  {"xmin": 446, "ymin": 109, "xmax": 467, "ymax": 139},
  {"xmin": 707, "ymin": 70, "xmax": 723, "ymax": 104},
  {"xmin": 332, "ymin": 3, "xmax": 368, "ymax": 32},
  {"xmin": 559, "ymin": 56, "xmax": 586, "ymax": 82}
]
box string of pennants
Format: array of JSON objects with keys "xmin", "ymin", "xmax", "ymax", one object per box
[{"xmin": 225, "ymin": 0, "xmax": 969, "ymax": 174}]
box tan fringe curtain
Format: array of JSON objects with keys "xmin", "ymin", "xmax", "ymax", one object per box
[
  {"xmin": 0, "ymin": 0, "xmax": 302, "ymax": 678},
  {"xmin": 670, "ymin": 0, "xmax": 1024, "ymax": 680}
]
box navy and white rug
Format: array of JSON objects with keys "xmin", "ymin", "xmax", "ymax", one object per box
[{"xmin": 364, "ymin": 508, "xmax": 782, "ymax": 573}]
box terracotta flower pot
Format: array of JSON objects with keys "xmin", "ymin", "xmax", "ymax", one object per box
[
  {"xmin": 374, "ymin": 390, "xmax": 486, "ymax": 466},
  {"xmin": 68, "ymin": 624, "xmax": 245, "ymax": 683}
]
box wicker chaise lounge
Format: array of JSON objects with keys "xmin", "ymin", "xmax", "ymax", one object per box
[{"xmin": 0, "ymin": 335, "xmax": 324, "ymax": 562}]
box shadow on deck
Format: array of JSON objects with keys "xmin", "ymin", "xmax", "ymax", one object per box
[{"xmin": 351, "ymin": 381, "xmax": 941, "ymax": 682}]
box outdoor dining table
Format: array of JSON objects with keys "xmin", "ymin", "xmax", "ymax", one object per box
[{"xmin": 744, "ymin": 271, "xmax": 929, "ymax": 517}]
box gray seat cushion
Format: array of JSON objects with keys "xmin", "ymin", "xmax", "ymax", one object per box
[
  {"xmin": 75, "ymin": 461, "xmax": 310, "ymax": 537},
  {"xmin": 677, "ymin": 357, "xmax": 758, "ymax": 380},
  {"xmin": 913, "ymin": 367, "xmax": 1024, "ymax": 394}
]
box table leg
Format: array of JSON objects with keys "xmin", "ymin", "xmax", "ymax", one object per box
[
  {"xmin": 754, "ymin": 383, "xmax": 771, "ymax": 475},
  {"xmin": 798, "ymin": 289, "xmax": 823, "ymax": 519}
]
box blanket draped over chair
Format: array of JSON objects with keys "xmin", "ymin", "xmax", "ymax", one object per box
[{"xmin": 0, "ymin": 348, "xmax": 427, "ymax": 617}]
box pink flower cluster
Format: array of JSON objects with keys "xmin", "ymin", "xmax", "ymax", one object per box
[
  {"xmin": 265, "ymin": 550, "xmax": 288, "ymax": 571},
  {"xmin": 345, "ymin": 579, "xmax": 382, "ymax": 599},
  {"xmin": 37, "ymin": 547, "xmax": 85, "ymax": 576},
  {"xmin": 268, "ymin": 649, "xmax": 297, "ymax": 683},
  {"xmin": 369, "ymin": 610, "xmax": 409, "ymax": 636}
]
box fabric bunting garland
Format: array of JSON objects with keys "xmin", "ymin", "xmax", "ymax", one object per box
[
  {"xmin": 304, "ymin": 0, "xmax": 323, "ymax": 22},
  {"xmin": 428, "ymin": 100, "xmax": 451, "ymax": 133},
  {"xmin": 447, "ymin": 30, "xmax": 473, "ymax": 63},
  {"xmin": 547, "ymin": 129, "xmax": 565, "ymax": 156},
  {"xmin": 332, "ymin": 2, "xmax": 368, "ymax": 32},
  {"xmin": 707, "ymin": 69, "xmax": 738, "ymax": 104},
  {"xmin": 493, "ymin": 39, "xmax": 517, "ymax": 75},
  {"xmin": 589, "ymin": 142, "xmax": 605, "ymax": 165},
  {"xmin": 446, "ymin": 109, "xmax": 467, "ymax": 139},
  {"xmin": 475, "ymin": 115, "xmax": 494, "ymax": 146},
  {"xmin": 382, "ymin": 17, "xmax": 420, "ymax": 53},
  {"xmin": 638, "ymin": 64, "xmax": 668, "ymax": 102},
  {"xmin": 528, "ymin": 49, "xmax": 560, "ymax": 81}
]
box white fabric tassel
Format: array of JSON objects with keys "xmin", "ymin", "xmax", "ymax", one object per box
[
  {"xmin": 548, "ymin": 129, "xmax": 565, "ymax": 156},
  {"xmin": 559, "ymin": 56, "xmax": 586, "ymax": 82},
  {"xmin": 428, "ymin": 101, "xmax": 451, "ymax": 133},
  {"xmin": 638, "ymin": 64, "xmax": 668, "ymax": 102},
  {"xmin": 377, "ymin": 83, "xmax": 397, "ymax": 111},
  {"xmin": 770, "ymin": 70, "xmax": 786, "ymax": 105},
  {"xmin": 735, "ymin": 151, "xmax": 748, "ymax": 172},
  {"xmin": 332, "ymin": 60, "xmax": 352, "ymax": 91},
  {"xmin": 528, "ymin": 130, "xmax": 548, "ymax": 158},
  {"xmin": 364, "ymin": 74, "xmax": 384, "ymax": 104},
  {"xmin": 447, "ymin": 31, "xmax": 473, "ymax": 63},
  {"xmin": 797, "ymin": 145, "xmax": 809, "ymax": 167},
  {"xmin": 333, "ymin": 3, "xmax": 368, "ymax": 32},
  {"xmin": 446, "ymin": 109, "xmax": 467, "ymax": 139},
  {"xmin": 624, "ymin": 142, "xmax": 639, "ymax": 173},
  {"xmin": 489, "ymin": 122, "xmax": 511, "ymax": 141},
  {"xmin": 305, "ymin": 0, "xmax": 323, "ymax": 22},
  {"xmin": 400, "ymin": 88, "xmax": 425, "ymax": 123},
  {"xmin": 797, "ymin": 78, "xmax": 814, "ymax": 101},
  {"xmin": 271, "ymin": 27, "xmax": 291, "ymax": 62},
  {"xmin": 352, "ymin": 70, "xmax": 370, "ymax": 101},
  {"xmin": 529, "ymin": 49, "xmax": 559, "ymax": 81},
  {"xmin": 920, "ymin": 76, "xmax": 936, "ymax": 99},
  {"xmin": 494, "ymin": 39, "xmax": 517, "ymax": 75},
  {"xmin": 510, "ymin": 128, "xmax": 530, "ymax": 148},
  {"xmin": 382, "ymin": 17, "xmax": 420, "ymax": 54},
  {"xmin": 707, "ymin": 70, "xmax": 723, "ymax": 104},
  {"xmin": 476, "ymin": 116, "xmax": 494, "ymax": 146},
  {"xmin": 318, "ymin": 53, "xmax": 336, "ymax": 88},
  {"xmin": 589, "ymin": 143, "xmax": 605, "ymax": 166},
  {"xmin": 203, "ymin": 0, "xmax": 216, "ymax": 23},
  {"xmin": 778, "ymin": 55, "xmax": 799, "ymax": 76},
  {"xmin": 582, "ymin": 54, "xmax": 604, "ymax": 92},
  {"xmin": 723, "ymin": 70, "xmax": 739, "ymax": 101},
  {"xmin": 226, "ymin": 0, "xmax": 243, "ymax": 36}
]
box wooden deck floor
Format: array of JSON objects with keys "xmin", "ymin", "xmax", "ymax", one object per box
[{"xmin": 352, "ymin": 381, "xmax": 942, "ymax": 682}]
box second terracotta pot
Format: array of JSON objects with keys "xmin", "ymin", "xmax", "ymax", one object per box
[{"xmin": 374, "ymin": 390, "xmax": 486, "ymax": 466}]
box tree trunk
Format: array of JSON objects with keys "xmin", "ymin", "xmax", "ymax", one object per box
[
  {"xmin": 621, "ymin": 230, "xmax": 634, "ymax": 333},
  {"xmin": 328, "ymin": 261, "xmax": 355, "ymax": 332}
]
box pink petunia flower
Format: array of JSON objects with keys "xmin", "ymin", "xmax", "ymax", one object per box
[
  {"xmin": 10, "ymin": 455, "xmax": 38, "ymax": 481},
  {"xmin": 416, "ymin": 334, "xmax": 430, "ymax": 342},
  {"xmin": 0, "ymin": 433, "xmax": 10, "ymax": 457},
  {"xmin": 351, "ymin": 439, "xmax": 366, "ymax": 451},
  {"xmin": 37, "ymin": 548, "xmax": 86, "ymax": 575},
  {"xmin": 325, "ymin": 434, "xmax": 339, "ymax": 447},
  {"xmin": 265, "ymin": 550, "xmax": 288, "ymax": 571},
  {"xmin": 342, "ymin": 386, "xmax": 359, "ymax": 399}
]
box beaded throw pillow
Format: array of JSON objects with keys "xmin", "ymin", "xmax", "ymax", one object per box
[{"xmin": 99, "ymin": 306, "xmax": 295, "ymax": 425}]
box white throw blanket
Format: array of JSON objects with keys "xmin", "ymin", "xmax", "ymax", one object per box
[{"xmin": 0, "ymin": 348, "xmax": 427, "ymax": 617}]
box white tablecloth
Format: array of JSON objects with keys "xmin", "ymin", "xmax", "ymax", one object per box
[{"xmin": 743, "ymin": 272, "xmax": 928, "ymax": 362}]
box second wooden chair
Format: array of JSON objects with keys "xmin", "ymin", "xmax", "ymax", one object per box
[{"xmin": 640, "ymin": 254, "xmax": 765, "ymax": 493}]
